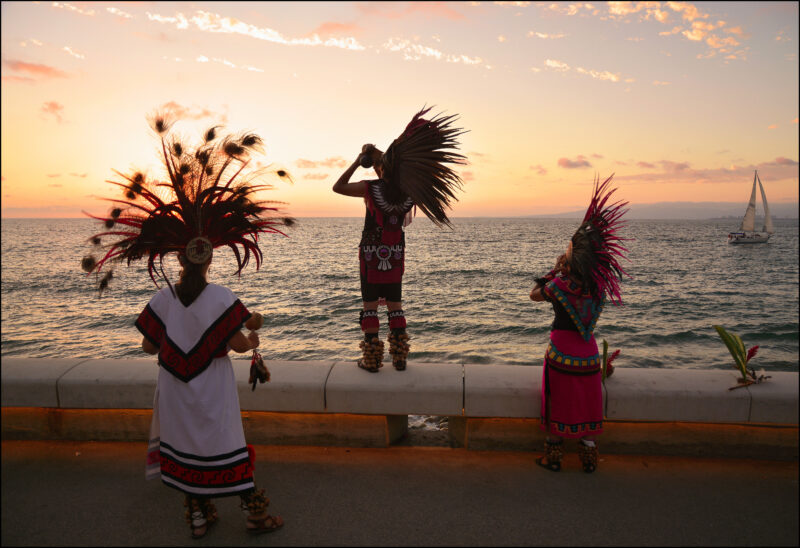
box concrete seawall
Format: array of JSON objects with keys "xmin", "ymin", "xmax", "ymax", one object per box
[{"xmin": 2, "ymin": 358, "xmax": 797, "ymax": 460}]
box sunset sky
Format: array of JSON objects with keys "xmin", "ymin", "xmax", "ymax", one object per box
[{"xmin": 1, "ymin": 1, "xmax": 798, "ymax": 218}]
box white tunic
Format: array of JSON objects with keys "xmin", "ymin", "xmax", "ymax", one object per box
[{"xmin": 136, "ymin": 283, "xmax": 256, "ymax": 497}]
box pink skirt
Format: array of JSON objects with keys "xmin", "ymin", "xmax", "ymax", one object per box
[{"xmin": 540, "ymin": 330, "xmax": 604, "ymax": 438}]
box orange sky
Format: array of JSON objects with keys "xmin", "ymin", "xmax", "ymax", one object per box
[{"xmin": 1, "ymin": 1, "xmax": 798, "ymax": 218}]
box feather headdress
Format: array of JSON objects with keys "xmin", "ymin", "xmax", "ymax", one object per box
[
  {"xmin": 569, "ymin": 174, "xmax": 630, "ymax": 306},
  {"xmin": 380, "ymin": 106, "xmax": 467, "ymax": 227},
  {"xmin": 81, "ymin": 110, "xmax": 293, "ymax": 294}
]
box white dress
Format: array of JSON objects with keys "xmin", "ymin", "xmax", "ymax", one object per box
[{"xmin": 136, "ymin": 283, "xmax": 256, "ymax": 497}]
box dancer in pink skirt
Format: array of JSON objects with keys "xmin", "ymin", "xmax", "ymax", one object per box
[{"xmin": 529, "ymin": 175, "xmax": 629, "ymax": 473}]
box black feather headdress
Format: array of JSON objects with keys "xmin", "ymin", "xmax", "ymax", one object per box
[
  {"xmin": 380, "ymin": 106, "xmax": 467, "ymax": 227},
  {"xmin": 81, "ymin": 110, "xmax": 293, "ymax": 294}
]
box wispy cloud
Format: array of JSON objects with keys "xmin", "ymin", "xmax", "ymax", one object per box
[
  {"xmin": 51, "ymin": 2, "xmax": 95, "ymax": 16},
  {"xmin": 48, "ymin": 183, "xmax": 63, "ymax": 188},
  {"xmin": 158, "ymin": 101, "xmax": 228, "ymax": 124},
  {"xmin": 637, "ymin": 161, "xmax": 656, "ymax": 169},
  {"xmin": 544, "ymin": 58, "xmax": 570, "ymax": 71},
  {"xmin": 295, "ymin": 157, "xmax": 348, "ymax": 169},
  {"xmin": 1, "ymin": 76, "xmax": 36, "ymax": 84},
  {"xmin": 544, "ymin": 3, "xmax": 599, "ymax": 17},
  {"xmin": 303, "ymin": 173, "xmax": 329, "ymax": 181},
  {"xmin": 69, "ymin": 172, "xmax": 88, "ymax": 178},
  {"xmin": 767, "ymin": 124, "xmax": 778, "ymax": 130},
  {"xmin": 461, "ymin": 170, "xmax": 475, "ymax": 181},
  {"xmin": 383, "ymin": 38, "xmax": 484, "ymax": 65},
  {"xmin": 46, "ymin": 173, "xmax": 62, "ymax": 178},
  {"xmin": 147, "ymin": 10, "xmax": 366, "ymax": 51},
  {"xmin": 614, "ymin": 157, "xmax": 799, "ymax": 186},
  {"xmin": 308, "ymin": 22, "xmax": 362, "ymax": 38},
  {"xmin": 358, "ymin": 2, "xmax": 465, "ymax": 21},
  {"xmin": 107, "ymin": 6, "xmax": 133, "ymax": 19},
  {"xmin": 62, "ymin": 46, "xmax": 85, "ymax": 59},
  {"xmin": 530, "ymin": 164, "xmax": 547, "ymax": 175},
  {"xmin": 194, "ymin": 55, "xmax": 263, "ymax": 73},
  {"xmin": 3, "ymin": 59, "xmax": 69, "ymax": 79},
  {"xmin": 576, "ymin": 67, "xmax": 620, "ymax": 82},
  {"xmin": 558, "ymin": 155, "xmax": 592, "ymax": 169},
  {"xmin": 41, "ymin": 101, "xmax": 65, "ymax": 123},
  {"xmin": 544, "ymin": 59, "xmax": 624, "ymax": 82},
  {"xmin": 527, "ymin": 30, "xmax": 566, "ymax": 39}
]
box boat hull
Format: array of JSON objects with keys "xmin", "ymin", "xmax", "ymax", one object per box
[{"xmin": 728, "ymin": 232, "xmax": 771, "ymax": 244}]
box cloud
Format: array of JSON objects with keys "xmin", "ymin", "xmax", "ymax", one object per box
[
  {"xmin": 1, "ymin": 76, "xmax": 36, "ymax": 84},
  {"xmin": 530, "ymin": 164, "xmax": 547, "ymax": 175},
  {"xmin": 69, "ymin": 172, "xmax": 88, "ymax": 178},
  {"xmin": 637, "ymin": 161, "xmax": 656, "ymax": 169},
  {"xmin": 591, "ymin": 153, "xmax": 604, "ymax": 159},
  {"xmin": 660, "ymin": 160, "xmax": 691, "ymax": 172},
  {"xmin": 666, "ymin": 2, "xmax": 707, "ymax": 22},
  {"xmin": 383, "ymin": 38, "xmax": 483, "ymax": 65},
  {"xmin": 527, "ymin": 30, "xmax": 566, "ymax": 39},
  {"xmin": 48, "ymin": 183, "xmax": 63, "ymax": 188},
  {"xmin": 158, "ymin": 101, "xmax": 228, "ymax": 123},
  {"xmin": 47, "ymin": 173, "xmax": 62, "ymax": 178},
  {"xmin": 767, "ymin": 124, "xmax": 778, "ymax": 130},
  {"xmin": 295, "ymin": 157, "xmax": 348, "ymax": 169},
  {"xmin": 192, "ymin": 55, "xmax": 263, "ymax": 72},
  {"xmin": 3, "ymin": 60, "xmax": 69, "ymax": 78},
  {"xmin": 774, "ymin": 157, "xmax": 797, "ymax": 165},
  {"xmin": 358, "ymin": 2, "xmax": 465, "ymax": 20},
  {"xmin": 147, "ymin": 10, "xmax": 366, "ymax": 51},
  {"xmin": 303, "ymin": 173, "xmax": 329, "ymax": 180},
  {"xmin": 62, "ymin": 46, "xmax": 85, "ymax": 59},
  {"xmin": 494, "ymin": 1, "xmax": 532, "ymax": 6},
  {"xmin": 558, "ymin": 155, "xmax": 592, "ymax": 169},
  {"xmin": 576, "ymin": 67, "xmax": 620, "ymax": 82},
  {"xmin": 309, "ymin": 22, "xmax": 362, "ymax": 38},
  {"xmin": 51, "ymin": 2, "xmax": 95, "ymax": 16},
  {"xmin": 107, "ymin": 7, "xmax": 133, "ymax": 19},
  {"xmin": 544, "ymin": 3, "xmax": 598, "ymax": 16},
  {"xmin": 544, "ymin": 58, "xmax": 570, "ymax": 71},
  {"xmin": 41, "ymin": 101, "xmax": 65, "ymax": 123},
  {"xmin": 461, "ymin": 170, "xmax": 475, "ymax": 181}
]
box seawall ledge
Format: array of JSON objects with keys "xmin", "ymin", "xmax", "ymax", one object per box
[{"xmin": 2, "ymin": 358, "xmax": 797, "ymax": 459}]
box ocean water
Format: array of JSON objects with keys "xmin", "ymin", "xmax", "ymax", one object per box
[{"xmin": 1, "ymin": 217, "xmax": 798, "ymax": 372}]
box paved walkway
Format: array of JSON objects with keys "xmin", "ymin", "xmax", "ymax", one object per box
[{"xmin": 2, "ymin": 440, "xmax": 797, "ymax": 547}]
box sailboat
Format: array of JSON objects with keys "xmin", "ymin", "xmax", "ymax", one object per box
[{"xmin": 728, "ymin": 170, "xmax": 773, "ymax": 244}]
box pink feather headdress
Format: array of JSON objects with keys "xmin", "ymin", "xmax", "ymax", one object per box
[{"xmin": 571, "ymin": 174, "xmax": 630, "ymax": 306}]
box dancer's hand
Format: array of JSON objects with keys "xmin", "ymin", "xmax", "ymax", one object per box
[{"xmin": 247, "ymin": 330, "xmax": 260, "ymax": 349}]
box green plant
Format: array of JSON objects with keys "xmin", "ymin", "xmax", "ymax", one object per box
[{"xmin": 712, "ymin": 325, "xmax": 770, "ymax": 389}]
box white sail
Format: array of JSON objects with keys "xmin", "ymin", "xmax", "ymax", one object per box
[
  {"xmin": 739, "ymin": 171, "xmax": 757, "ymax": 232},
  {"xmin": 757, "ymin": 172, "xmax": 774, "ymax": 234}
]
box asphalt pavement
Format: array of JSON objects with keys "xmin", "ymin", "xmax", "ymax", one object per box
[{"xmin": 1, "ymin": 440, "xmax": 797, "ymax": 547}]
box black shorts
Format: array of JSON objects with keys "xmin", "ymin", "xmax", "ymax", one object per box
[{"xmin": 360, "ymin": 275, "xmax": 402, "ymax": 302}]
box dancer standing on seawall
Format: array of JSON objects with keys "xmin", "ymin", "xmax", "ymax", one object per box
[
  {"xmin": 333, "ymin": 106, "xmax": 466, "ymax": 372},
  {"xmin": 529, "ymin": 175, "xmax": 629, "ymax": 473},
  {"xmin": 80, "ymin": 111, "xmax": 293, "ymax": 538}
]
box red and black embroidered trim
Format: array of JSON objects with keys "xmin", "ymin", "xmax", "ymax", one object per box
[
  {"xmin": 159, "ymin": 442, "xmax": 254, "ymax": 490},
  {"xmin": 140, "ymin": 300, "xmax": 250, "ymax": 382},
  {"xmin": 135, "ymin": 304, "xmax": 165, "ymax": 348}
]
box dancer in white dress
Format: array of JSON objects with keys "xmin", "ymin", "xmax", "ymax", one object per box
[{"xmin": 81, "ymin": 111, "xmax": 292, "ymax": 539}]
